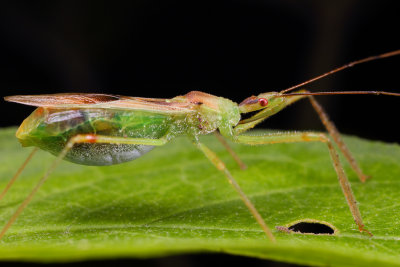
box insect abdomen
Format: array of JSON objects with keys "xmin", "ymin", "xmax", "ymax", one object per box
[
  {"xmin": 17, "ymin": 107, "xmax": 175, "ymax": 165},
  {"xmin": 65, "ymin": 143, "xmax": 155, "ymax": 165}
]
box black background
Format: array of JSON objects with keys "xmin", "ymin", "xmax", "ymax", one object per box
[
  {"xmin": 0, "ymin": 1, "xmax": 399, "ymax": 267},
  {"xmin": 1, "ymin": 0, "xmax": 400, "ymax": 142}
]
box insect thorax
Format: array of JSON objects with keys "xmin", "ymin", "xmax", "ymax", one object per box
[{"xmin": 179, "ymin": 91, "xmax": 241, "ymax": 135}]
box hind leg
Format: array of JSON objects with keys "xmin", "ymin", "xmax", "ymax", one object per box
[
  {"xmin": 0, "ymin": 148, "xmax": 38, "ymax": 202},
  {"xmin": 0, "ymin": 134, "xmax": 169, "ymax": 240}
]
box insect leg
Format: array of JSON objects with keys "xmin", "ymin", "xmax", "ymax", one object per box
[
  {"xmin": 307, "ymin": 94, "xmax": 368, "ymax": 182},
  {"xmin": 0, "ymin": 134, "xmax": 168, "ymax": 240},
  {"xmin": 214, "ymin": 131, "xmax": 247, "ymax": 170},
  {"xmin": 0, "ymin": 148, "xmax": 38, "ymax": 202},
  {"xmin": 234, "ymin": 132, "xmax": 371, "ymax": 236},
  {"xmin": 193, "ymin": 140, "xmax": 275, "ymax": 242},
  {"xmin": 238, "ymin": 90, "xmax": 368, "ymax": 182}
]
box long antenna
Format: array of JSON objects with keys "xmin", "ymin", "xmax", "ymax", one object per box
[
  {"xmin": 280, "ymin": 49, "xmax": 400, "ymax": 94},
  {"xmin": 282, "ymin": 91, "xmax": 400, "ymax": 97}
]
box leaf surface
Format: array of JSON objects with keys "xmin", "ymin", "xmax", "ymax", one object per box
[{"xmin": 0, "ymin": 127, "xmax": 400, "ymax": 266}]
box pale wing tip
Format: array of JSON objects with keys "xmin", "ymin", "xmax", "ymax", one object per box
[
  {"xmin": 4, "ymin": 95, "xmax": 18, "ymax": 103},
  {"xmin": 3, "ymin": 95, "xmax": 39, "ymax": 106}
]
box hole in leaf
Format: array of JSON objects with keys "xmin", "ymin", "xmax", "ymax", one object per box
[
  {"xmin": 288, "ymin": 222, "xmax": 334, "ymax": 234},
  {"xmin": 277, "ymin": 219, "xmax": 338, "ymax": 235}
]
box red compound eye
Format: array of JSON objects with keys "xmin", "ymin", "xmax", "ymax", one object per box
[{"xmin": 258, "ymin": 98, "xmax": 268, "ymax": 106}]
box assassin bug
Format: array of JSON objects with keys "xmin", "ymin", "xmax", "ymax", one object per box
[{"xmin": 1, "ymin": 50, "xmax": 400, "ymax": 242}]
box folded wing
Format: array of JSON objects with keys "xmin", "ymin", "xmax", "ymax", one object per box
[{"xmin": 4, "ymin": 93, "xmax": 195, "ymax": 113}]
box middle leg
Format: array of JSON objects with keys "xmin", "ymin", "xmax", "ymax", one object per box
[{"xmin": 193, "ymin": 140, "xmax": 275, "ymax": 242}]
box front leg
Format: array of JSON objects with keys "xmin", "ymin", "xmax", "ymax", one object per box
[
  {"xmin": 307, "ymin": 94, "xmax": 368, "ymax": 182},
  {"xmin": 234, "ymin": 90, "xmax": 368, "ymax": 183},
  {"xmin": 234, "ymin": 131, "xmax": 371, "ymax": 236}
]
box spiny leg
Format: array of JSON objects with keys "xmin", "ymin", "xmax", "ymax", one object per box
[
  {"xmin": 235, "ymin": 132, "xmax": 371, "ymax": 235},
  {"xmin": 193, "ymin": 140, "xmax": 275, "ymax": 242},
  {"xmin": 214, "ymin": 131, "xmax": 247, "ymax": 170},
  {"xmin": 307, "ymin": 94, "xmax": 368, "ymax": 182},
  {"xmin": 0, "ymin": 148, "xmax": 38, "ymax": 202},
  {"xmin": 0, "ymin": 134, "xmax": 168, "ymax": 240},
  {"xmin": 236, "ymin": 90, "xmax": 368, "ymax": 182}
]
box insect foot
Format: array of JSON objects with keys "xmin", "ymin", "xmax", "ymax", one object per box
[
  {"xmin": 358, "ymin": 224, "xmax": 373, "ymax": 237},
  {"xmin": 276, "ymin": 219, "xmax": 337, "ymax": 235}
]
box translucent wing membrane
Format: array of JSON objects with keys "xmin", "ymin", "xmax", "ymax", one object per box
[
  {"xmin": 4, "ymin": 93, "xmax": 120, "ymax": 106},
  {"xmin": 4, "ymin": 93, "xmax": 195, "ymax": 113}
]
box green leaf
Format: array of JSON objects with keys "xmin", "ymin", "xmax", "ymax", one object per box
[{"xmin": 0, "ymin": 127, "xmax": 400, "ymax": 266}]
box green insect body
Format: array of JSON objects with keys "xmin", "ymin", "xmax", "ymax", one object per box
[
  {"xmin": 14, "ymin": 92, "xmax": 240, "ymax": 166},
  {"xmin": 17, "ymin": 108, "xmax": 171, "ymax": 165}
]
